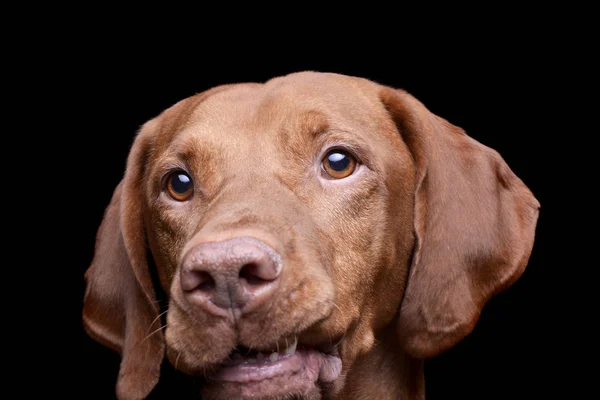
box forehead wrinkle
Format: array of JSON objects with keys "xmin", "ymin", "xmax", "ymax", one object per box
[
  {"xmin": 303, "ymin": 110, "xmax": 330, "ymax": 139},
  {"xmin": 271, "ymin": 105, "xmax": 380, "ymax": 171},
  {"xmin": 276, "ymin": 109, "xmax": 330, "ymax": 143}
]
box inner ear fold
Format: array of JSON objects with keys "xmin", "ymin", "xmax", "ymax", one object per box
[{"xmin": 380, "ymin": 88, "xmax": 540, "ymax": 359}]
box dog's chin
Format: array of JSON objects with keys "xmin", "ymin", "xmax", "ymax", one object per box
[{"xmin": 173, "ymin": 337, "xmax": 342, "ymax": 400}]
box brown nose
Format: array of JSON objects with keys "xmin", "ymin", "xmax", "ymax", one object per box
[{"xmin": 180, "ymin": 237, "xmax": 282, "ymax": 313}]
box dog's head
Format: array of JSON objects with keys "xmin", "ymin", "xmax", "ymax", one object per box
[{"xmin": 83, "ymin": 72, "xmax": 539, "ymax": 400}]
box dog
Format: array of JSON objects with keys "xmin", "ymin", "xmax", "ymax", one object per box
[{"xmin": 83, "ymin": 71, "xmax": 539, "ymax": 399}]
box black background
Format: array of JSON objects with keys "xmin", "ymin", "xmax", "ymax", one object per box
[{"xmin": 53, "ymin": 36, "xmax": 558, "ymax": 399}]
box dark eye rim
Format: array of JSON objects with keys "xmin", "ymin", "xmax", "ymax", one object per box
[
  {"xmin": 320, "ymin": 147, "xmax": 359, "ymax": 179},
  {"xmin": 164, "ymin": 170, "xmax": 194, "ymax": 201}
]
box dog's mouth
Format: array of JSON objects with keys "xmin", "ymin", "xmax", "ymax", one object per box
[{"xmin": 203, "ymin": 337, "xmax": 342, "ymax": 398}]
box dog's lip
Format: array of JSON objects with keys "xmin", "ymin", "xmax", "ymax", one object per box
[
  {"xmin": 208, "ymin": 347, "xmax": 341, "ymax": 382},
  {"xmin": 203, "ymin": 340, "xmax": 342, "ymax": 396}
]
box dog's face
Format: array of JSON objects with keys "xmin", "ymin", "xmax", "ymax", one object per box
[
  {"xmin": 149, "ymin": 75, "xmax": 414, "ymax": 399},
  {"xmin": 83, "ymin": 72, "xmax": 539, "ymax": 400}
]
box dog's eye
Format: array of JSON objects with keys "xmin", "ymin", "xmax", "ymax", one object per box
[
  {"xmin": 167, "ymin": 172, "xmax": 193, "ymax": 201},
  {"xmin": 322, "ymin": 150, "xmax": 357, "ymax": 179}
]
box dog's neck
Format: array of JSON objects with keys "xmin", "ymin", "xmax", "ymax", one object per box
[{"xmin": 337, "ymin": 327, "xmax": 425, "ymax": 400}]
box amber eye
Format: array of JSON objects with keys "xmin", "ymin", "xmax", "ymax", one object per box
[
  {"xmin": 167, "ymin": 171, "xmax": 193, "ymax": 201},
  {"xmin": 322, "ymin": 150, "xmax": 357, "ymax": 179}
]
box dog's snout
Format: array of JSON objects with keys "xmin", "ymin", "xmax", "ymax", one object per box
[{"xmin": 180, "ymin": 237, "xmax": 282, "ymax": 313}]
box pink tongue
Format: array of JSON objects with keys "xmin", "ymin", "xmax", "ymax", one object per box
[
  {"xmin": 317, "ymin": 353, "xmax": 342, "ymax": 382},
  {"xmin": 211, "ymin": 348, "xmax": 341, "ymax": 384}
]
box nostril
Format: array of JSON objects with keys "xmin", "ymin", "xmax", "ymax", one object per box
[
  {"xmin": 239, "ymin": 263, "xmax": 269, "ymax": 286},
  {"xmin": 183, "ymin": 270, "xmax": 216, "ymax": 292},
  {"xmin": 197, "ymin": 271, "xmax": 216, "ymax": 291}
]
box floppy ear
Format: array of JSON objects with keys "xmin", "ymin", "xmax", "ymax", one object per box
[
  {"xmin": 380, "ymin": 88, "xmax": 540, "ymax": 359},
  {"xmin": 83, "ymin": 120, "xmax": 164, "ymax": 400}
]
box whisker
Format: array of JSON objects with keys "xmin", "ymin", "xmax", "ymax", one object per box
[
  {"xmin": 334, "ymin": 330, "xmax": 347, "ymax": 348},
  {"xmin": 140, "ymin": 324, "xmax": 168, "ymax": 344},
  {"xmin": 330, "ymin": 301, "xmax": 343, "ymax": 314},
  {"xmin": 284, "ymin": 219, "xmax": 301, "ymax": 233},
  {"xmin": 175, "ymin": 350, "xmax": 182, "ymax": 371},
  {"xmin": 275, "ymin": 216, "xmax": 304, "ymax": 235},
  {"xmin": 146, "ymin": 309, "xmax": 169, "ymax": 333}
]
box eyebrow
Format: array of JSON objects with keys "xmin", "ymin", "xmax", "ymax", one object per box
[
  {"xmin": 160, "ymin": 132, "xmax": 217, "ymax": 174},
  {"xmin": 175, "ymin": 142, "xmax": 216, "ymax": 171},
  {"xmin": 287, "ymin": 109, "xmax": 378, "ymax": 167},
  {"xmin": 298, "ymin": 110, "xmax": 330, "ymax": 140}
]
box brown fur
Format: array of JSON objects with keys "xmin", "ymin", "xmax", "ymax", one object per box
[{"xmin": 83, "ymin": 72, "xmax": 539, "ymax": 399}]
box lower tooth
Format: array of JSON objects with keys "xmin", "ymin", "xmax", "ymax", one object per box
[
  {"xmin": 269, "ymin": 352, "xmax": 279, "ymax": 362},
  {"xmin": 285, "ymin": 338, "xmax": 298, "ymax": 355}
]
